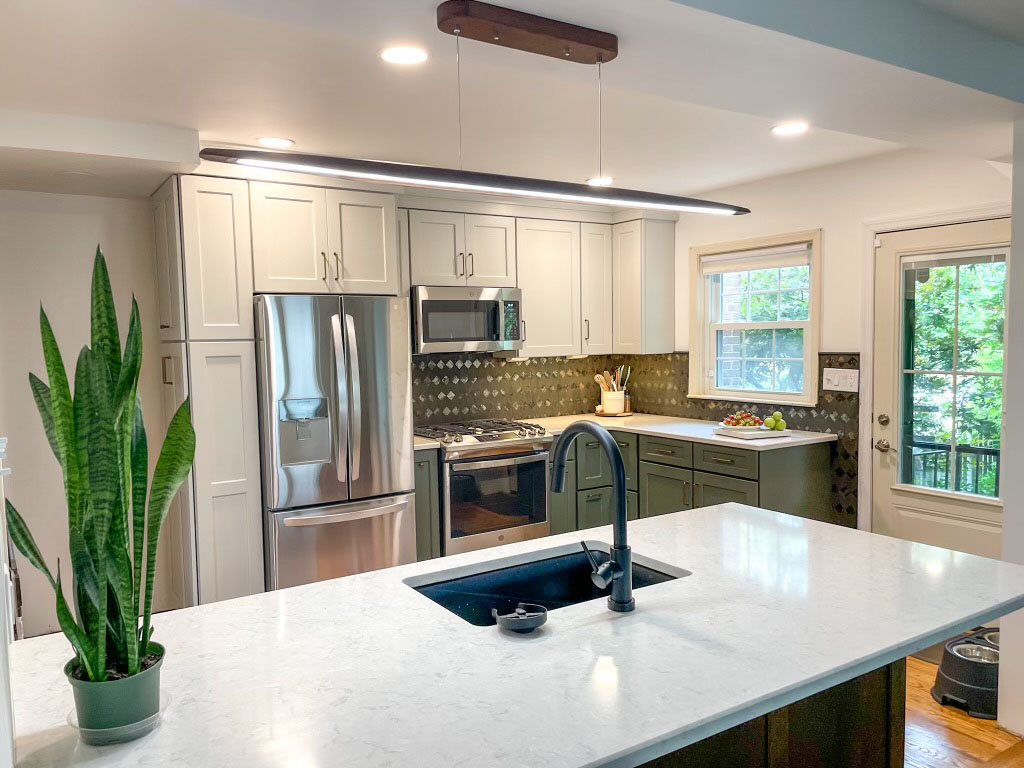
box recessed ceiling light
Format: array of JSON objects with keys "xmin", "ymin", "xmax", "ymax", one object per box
[
  {"xmin": 586, "ymin": 176, "xmax": 614, "ymax": 187},
  {"xmin": 380, "ymin": 46, "xmax": 428, "ymax": 65},
  {"xmin": 258, "ymin": 137, "xmax": 295, "ymax": 149},
  {"xmin": 771, "ymin": 120, "xmax": 809, "ymax": 137}
]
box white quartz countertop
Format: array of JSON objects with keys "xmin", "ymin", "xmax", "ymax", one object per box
[
  {"xmin": 413, "ymin": 413, "xmax": 839, "ymax": 451},
  {"xmin": 14, "ymin": 504, "xmax": 1024, "ymax": 768}
]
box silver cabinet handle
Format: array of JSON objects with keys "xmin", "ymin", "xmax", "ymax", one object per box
[
  {"xmin": 709, "ymin": 456, "xmax": 735, "ymax": 464},
  {"xmin": 874, "ymin": 439, "xmax": 891, "ymax": 453},
  {"xmin": 467, "ymin": 252, "xmax": 474, "ymax": 277},
  {"xmin": 653, "ymin": 448, "xmax": 675, "ymax": 456},
  {"xmin": 333, "ymin": 251, "xmax": 341, "ymax": 283},
  {"xmin": 456, "ymin": 252, "xmax": 466, "ymax": 277},
  {"xmin": 161, "ymin": 356, "xmax": 174, "ymax": 385},
  {"xmin": 345, "ymin": 313, "xmax": 362, "ymax": 481},
  {"xmin": 521, "ymin": 319, "xmax": 526, "ymax": 341},
  {"xmin": 321, "ymin": 251, "xmax": 329, "ymax": 284},
  {"xmin": 283, "ymin": 501, "xmax": 407, "ymax": 527},
  {"xmin": 692, "ymin": 482, "xmax": 700, "ymax": 508},
  {"xmin": 586, "ymin": 493, "xmax": 603, "ymax": 502},
  {"xmin": 585, "ymin": 318, "xmax": 590, "ymax": 341}
]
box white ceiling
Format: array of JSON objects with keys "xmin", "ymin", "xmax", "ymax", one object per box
[
  {"xmin": 0, "ymin": 0, "xmax": 1019, "ymax": 198},
  {"xmin": 917, "ymin": 0, "xmax": 1024, "ymax": 45}
]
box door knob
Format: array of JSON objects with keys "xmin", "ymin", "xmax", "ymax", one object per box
[
  {"xmin": 877, "ymin": 413, "xmax": 890, "ymax": 426},
  {"xmin": 874, "ymin": 439, "xmax": 891, "ymax": 453}
]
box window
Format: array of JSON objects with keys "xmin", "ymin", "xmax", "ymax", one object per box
[
  {"xmin": 689, "ymin": 232, "xmax": 821, "ymax": 406},
  {"xmin": 899, "ymin": 248, "xmax": 1005, "ymax": 498}
]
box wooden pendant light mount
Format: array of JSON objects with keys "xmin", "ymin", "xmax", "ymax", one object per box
[{"xmin": 436, "ymin": 0, "xmax": 618, "ymax": 65}]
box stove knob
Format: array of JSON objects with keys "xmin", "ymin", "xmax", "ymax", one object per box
[
  {"xmin": 441, "ymin": 435, "xmax": 454, "ymax": 445},
  {"xmin": 454, "ymin": 434, "xmax": 464, "ymax": 442}
]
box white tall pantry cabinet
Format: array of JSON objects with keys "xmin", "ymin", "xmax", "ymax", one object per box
[
  {"xmin": 612, "ymin": 219, "xmax": 675, "ymax": 355},
  {"xmin": 152, "ymin": 175, "xmax": 264, "ymax": 606}
]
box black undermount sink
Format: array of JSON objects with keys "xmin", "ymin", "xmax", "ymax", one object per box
[{"xmin": 404, "ymin": 541, "xmax": 691, "ymax": 626}]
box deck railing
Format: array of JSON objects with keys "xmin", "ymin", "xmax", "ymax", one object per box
[{"xmin": 905, "ymin": 440, "xmax": 1000, "ymax": 497}]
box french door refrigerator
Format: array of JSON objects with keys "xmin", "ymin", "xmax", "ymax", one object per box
[{"xmin": 256, "ymin": 294, "xmax": 415, "ymax": 589}]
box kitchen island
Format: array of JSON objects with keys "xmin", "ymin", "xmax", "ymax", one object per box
[{"xmin": 13, "ymin": 503, "xmax": 1024, "ymax": 767}]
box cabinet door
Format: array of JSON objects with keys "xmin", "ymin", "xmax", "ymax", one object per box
[
  {"xmin": 516, "ymin": 219, "xmax": 581, "ymax": 357},
  {"xmin": 327, "ymin": 189, "xmax": 399, "ymax": 295},
  {"xmin": 188, "ymin": 341, "xmax": 265, "ymax": 603},
  {"xmin": 550, "ymin": 459, "xmax": 578, "ymax": 535},
  {"xmin": 577, "ymin": 487, "xmax": 638, "ymax": 530},
  {"xmin": 693, "ymin": 471, "xmax": 759, "ymax": 509},
  {"xmin": 152, "ymin": 177, "xmax": 186, "ymax": 342},
  {"xmin": 581, "ymin": 223, "xmax": 613, "ymax": 355},
  {"xmin": 611, "ymin": 431, "xmax": 639, "ymax": 492},
  {"xmin": 180, "ymin": 176, "xmax": 254, "ymax": 340},
  {"xmin": 576, "ymin": 435, "xmax": 610, "ymax": 490},
  {"xmin": 414, "ymin": 450, "xmax": 441, "ymax": 560},
  {"xmin": 250, "ymin": 182, "xmax": 329, "ymax": 294},
  {"xmin": 465, "ymin": 214, "xmax": 516, "ymax": 287},
  {"xmin": 612, "ymin": 220, "xmax": 643, "ymax": 354},
  {"xmin": 159, "ymin": 343, "xmax": 198, "ymax": 606},
  {"xmin": 639, "ymin": 461, "xmax": 693, "ymax": 518},
  {"xmin": 409, "ymin": 210, "xmax": 465, "ymax": 285}
]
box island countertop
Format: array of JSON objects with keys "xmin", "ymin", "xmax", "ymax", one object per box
[
  {"xmin": 13, "ymin": 504, "xmax": 1024, "ymax": 768},
  {"xmin": 413, "ymin": 413, "xmax": 839, "ymax": 451}
]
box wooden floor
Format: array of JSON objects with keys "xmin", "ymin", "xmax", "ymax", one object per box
[{"xmin": 905, "ymin": 657, "xmax": 1022, "ymax": 767}]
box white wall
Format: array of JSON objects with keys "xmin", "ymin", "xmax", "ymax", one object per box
[
  {"xmin": 999, "ymin": 120, "xmax": 1024, "ymax": 735},
  {"xmin": 674, "ymin": 148, "xmax": 1012, "ymax": 352},
  {"xmin": 0, "ymin": 189, "xmax": 182, "ymax": 637}
]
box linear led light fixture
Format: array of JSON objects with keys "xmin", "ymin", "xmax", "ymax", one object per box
[{"xmin": 199, "ymin": 148, "xmax": 750, "ymax": 216}]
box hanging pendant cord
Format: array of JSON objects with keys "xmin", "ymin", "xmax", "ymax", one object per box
[
  {"xmin": 597, "ymin": 59, "xmax": 603, "ymax": 180},
  {"xmin": 455, "ymin": 27, "xmax": 464, "ymax": 170}
]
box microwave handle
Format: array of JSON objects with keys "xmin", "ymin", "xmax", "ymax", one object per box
[{"xmin": 521, "ymin": 319, "xmax": 526, "ymax": 342}]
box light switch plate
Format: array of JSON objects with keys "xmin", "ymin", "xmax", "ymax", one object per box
[{"xmin": 822, "ymin": 367, "xmax": 859, "ymax": 392}]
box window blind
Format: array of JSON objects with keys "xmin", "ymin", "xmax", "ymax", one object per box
[{"xmin": 699, "ymin": 243, "xmax": 811, "ymax": 275}]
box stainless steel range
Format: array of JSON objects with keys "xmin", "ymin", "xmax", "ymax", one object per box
[{"xmin": 415, "ymin": 420, "xmax": 552, "ymax": 554}]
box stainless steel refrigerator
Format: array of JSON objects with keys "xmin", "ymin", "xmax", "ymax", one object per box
[{"xmin": 255, "ymin": 294, "xmax": 415, "ymax": 590}]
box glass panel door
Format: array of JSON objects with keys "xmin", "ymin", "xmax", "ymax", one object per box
[{"xmin": 899, "ymin": 249, "xmax": 1005, "ymax": 498}]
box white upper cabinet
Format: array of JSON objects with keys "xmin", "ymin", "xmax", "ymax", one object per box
[
  {"xmin": 179, "ymin": 175, "xmax": 254, "ymax": 340},
  {"xmin": 250, "ymin": 183, "xmax": 330, "ymax": 294},
  {"xmin": 409, "ymin": 211, "xmax": 516, "ymax": 287},
  {"xmin": 580, "ymin": 223, "xmax": 613, "ymax": 355},
  {"xmin": 151, "ymin": 177, "xmax": 186, "ymax": 342},
  {"xmin": 326, "ymin": 189, "xmax": 399, "ymax": 295},
  {"xmin": 465, "ymin": 214, "xmax": 516, "ymax": 287},
  {"xmin": 613, "ymin": 219, "xmax": 675, "ymax": 355},
  {"xmin": 516, "ymin": 219, "xmax": 581, "ymax": 357},
  {"xmin": 409, "ymin": 210, "xmax": 465, "ymax": 286}
]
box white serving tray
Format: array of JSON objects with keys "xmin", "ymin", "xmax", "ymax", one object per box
[{"xmin": 714, "ymin": 425, "xmax": 792, "ymax": 440}]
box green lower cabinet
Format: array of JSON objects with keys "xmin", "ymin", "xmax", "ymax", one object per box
[
  {"xmin": 549, "ymin": 459, "xmax": 578, "ymax": 535},
  {"xmin": 576, "ymin": 487, "xmax": 638, "ymax": 529},
  {"xmin": 639, "ymin": 461, "xmax": 693, "ymax": 518},
  {"xmin": 693, "ymin": 470, "xmax": 759, "ymax": 508},
  {"xmin": 413, "ymin": 449, "xmax": 441, "ymax": 561},
  {"xmin": 575, "ymin": 431, "xmax": 638, "ymax": 491}
]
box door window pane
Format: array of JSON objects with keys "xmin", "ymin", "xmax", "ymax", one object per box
[
  {"xmin": 904, "ymin": 264, "xmax": 955, "ymax": 370},
  {"xmin": 956, "ymin": 260, "xmax": 1005, "ymax": 373},
  {"xmin": 902, "ymin": 373, "xmax": 953, "ymax": 492},
  {"xmin": 955, "ymin": 375, "xmax": 1002, "ymax": 497}
]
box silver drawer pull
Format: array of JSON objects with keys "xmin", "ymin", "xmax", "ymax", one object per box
[
  {"xmin": 586, "ymin": 443, "xmax": 599, "ymax": 449},
  {"xmin": 586, "ymin": 493, "xmax": 602, "ymax": 501},
  {"xmin": 617, "ymin": 442, "xmax": 629, "ymax": 448},
  {"xmin": 653, "ymin": 448, "xmax": 675, "ymax": 456},
  {"xmin": 709, "ymin": 456, "xmax": 735, "ymax": 464}
]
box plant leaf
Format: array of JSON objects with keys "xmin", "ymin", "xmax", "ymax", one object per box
[
  {"xmin": 28, "ymin": 374, "xmax": 58, "ymax": 460},
  {"xmin": 5, "ymin": 499, "xmax": 56, "ymax": 590},
  {"xmin": 105, "ymin": 517, "xmax": 139, "ymax": 674},
  {"xmin": 71, "ymin": 347, "xmax": 93, "ymax": 532},
  {"xmin": 67, "ymin": 527, "xmax": 101, "ymax": 612},
  {"xmin": 113, "ymin": 299, "xmax": 142, "ymax": 421},
  {"xmin": 39, "ymin": 307, "xmax": 79, "ymax": 519},
  {"xmin": 140, "ymin": 399, "xmax": 195, "ymax": 652},
  {"xmin": 130, "ymin": 397, "xmax": 148, "ymax": 619},
  {"xmin": 90, "ymin": 247, "xmax": 121, "ymax": 388},
  {"xmin": 55, "ymin": 561, "xmax": 97, "ymax": 682},
  {"xmin": 83, "ymin": 348, "xmax": 118, "ymax": 548}
]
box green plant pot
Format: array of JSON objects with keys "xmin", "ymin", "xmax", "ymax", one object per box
[{"xmin": 64, "ymin": 642, "xmax": 165, "ymax": 745}]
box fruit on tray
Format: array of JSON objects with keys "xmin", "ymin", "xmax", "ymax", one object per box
[
  {"xmin": 763, "ymin": 412, "xmax": 787, "ymax": 431},
  {"xmin": 721, "ymin": 410, "xmax": 763, "ymax": 427}
]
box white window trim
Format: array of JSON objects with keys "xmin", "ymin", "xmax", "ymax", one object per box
[{"xmin": 689, "ymin": 230, "xmax": 823, "ymax": 407}]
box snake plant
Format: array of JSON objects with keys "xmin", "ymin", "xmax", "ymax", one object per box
[{"xmin": 5, "ymin": 247, "xmax": 196, "ymax": 682}]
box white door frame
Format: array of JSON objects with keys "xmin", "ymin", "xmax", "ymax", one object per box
[{"xmin": 857, "ymin": 201, "xmax": 1011, "ymax": 531}]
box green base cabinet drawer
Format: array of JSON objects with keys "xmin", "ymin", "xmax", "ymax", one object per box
[
  {"xmin": 692, "ymin": 443, "xmax": 758, "ymax": 480},
  {"xmin": 550, "ymin": 459, "xmax": 578, "ymax": 535},
  {"xmin": 413, "ymin": 449, "xmax": 441, "ymax": 561},
  {"xmin": 638, "ymin": 435, "xmax": 693, "ymax": 469},
  {"xmin": 639, "ymin": 461, "xmax": 693, "ymax": 518},
  {"xmin": 693, "ymin": 471, "xmax": 759, "ymax": 508},
  {"xmin": 577, "ymin": 487, "xmax": 639, "ymax": 529},
  {"xmin": 576, "ymin": 430, "xmax": 638, "ymax": 491}
]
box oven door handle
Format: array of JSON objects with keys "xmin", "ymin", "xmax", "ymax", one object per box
[{"xmin": 450, "ymin": 453, "xmax": 548, "ymax": 472}]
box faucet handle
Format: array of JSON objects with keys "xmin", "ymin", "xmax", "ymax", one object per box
[
  {"xmin": 580, "ymin": 542, "xmax": 622, "ymax": 590},
  {"xmin": 580, "ymin": 541, "xmax": 601, "ymax": 572}
]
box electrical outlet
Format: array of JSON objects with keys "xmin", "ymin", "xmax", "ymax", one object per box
[{"xmin": 822, "ymin": 367, "xmax": 859, "ymax": 393}]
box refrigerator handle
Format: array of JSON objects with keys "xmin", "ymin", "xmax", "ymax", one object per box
[
  {"xmin": 331, "ymin": 314, "xmax": 349, "ymax": 483},
  {"xmin": 345, "ymin": 313, "xmax": 362, "ymax": 481},
  {"xmin": 282, "ymin": 500, "xmax": 407, "ymax": 527}
]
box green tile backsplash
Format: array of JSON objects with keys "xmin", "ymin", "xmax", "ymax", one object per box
[{"xmin": 412, "ymin": 352, "xmax": 859, "ymax": 526}]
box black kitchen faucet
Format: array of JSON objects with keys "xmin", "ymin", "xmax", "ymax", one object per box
[{"xmin": 550, "ymin": 422, "xmax": 635, "ymax": 613}]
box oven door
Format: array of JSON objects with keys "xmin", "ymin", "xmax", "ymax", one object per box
[
  {"xmin": 443, "ymin": 453, "xmax": 550, "ymax": 555},
  {"xmin": 414, "ymin": 286, "xmax": 522, "ymax": 354}
]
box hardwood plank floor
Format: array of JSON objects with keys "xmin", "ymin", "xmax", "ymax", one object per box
[{"xmin": 905, "ymin": 656, "xmax": 1020, "ymax": 767}]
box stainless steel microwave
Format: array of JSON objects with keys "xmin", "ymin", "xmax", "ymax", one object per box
[{"xmin": 413, "ymin": 286, "xmax": 524, "ymax": 354}]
